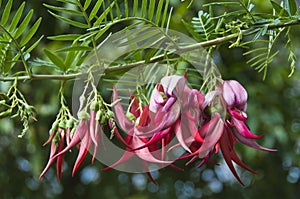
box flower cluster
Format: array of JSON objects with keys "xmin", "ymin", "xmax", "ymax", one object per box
[
  {"xmin": 40, "ymin": 75, "xmax": 275, "ymax": 185},
  {"xmin": 105, "ymin": 75, "xmax": 276, "ymax": 185},
  {"xmin": 39, "ymin": 98, "xmax": 109, "ymax": 181}
]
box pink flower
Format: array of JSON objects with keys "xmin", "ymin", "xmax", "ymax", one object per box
[
  {"xmin": 54, "ymin": 112, "xmax": 104, "ymax": 176},
  {"xmin": 39, "ymin": 128, "xmax": 66, "ymax": 182},
  {"xmin": 103, "ymin": 87, "xmax": 174, "ymax": 184},
  {"xmin": 40, "ymin": 109, "xmax": 105, "ymax": 180},
  {"xmin": 104, "ymin": 75, "xmax": 206, "ymax": 183},
  {"xmin": 177, "ymin": 80, "xmax": 276, "ymax": 185}
]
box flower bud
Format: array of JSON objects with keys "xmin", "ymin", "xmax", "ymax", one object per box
[
  {"xmin": 59, "ymin": 121, "xmax": 66, "ymax": 129},
  {"xmin": 90, "ymin": 100, "xmax": 100, "ymax": 111},
  {"xmin": 78, "ymin": 110, "xmax": 90, "ymax": 120},
  {"xmin": 96, "ymin": 110, "xmax": 102, "ymax": 121}
]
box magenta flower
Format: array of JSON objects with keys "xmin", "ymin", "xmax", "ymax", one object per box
[
  {"xmin": 39, "ymin": 128, "xmax": 66, "ymax": 182},
  {"xmin": 104, "ymin": 75, "xmax": 206, "ymax": 183},
  {"xmin": 177, "ymin": 80, "xmax": 276, "ymax": 185},
  {"xmin": 103, "ymin": 87, "xmax": 174, "ymax": 183},
  {"xmin": 54, "ymin": 111, "xmax": 104, "ymax": 176},
  {"xmin": 40, "ymin": 108, "xmax": 105, "ymax": 180}
]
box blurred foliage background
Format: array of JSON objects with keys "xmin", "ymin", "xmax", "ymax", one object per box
[{"xmin": 0, "ymin": 0, "xmax": 300, "ymax": 198}]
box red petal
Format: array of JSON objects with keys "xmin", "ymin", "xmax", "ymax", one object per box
[
  {"xmin": 233, "ymin": 129, "xmax": 277, "ymax": 152},
  {"xmin": 72, "ymin": 132, "xmax": 92, "ymax": 176},
  {"xmin": 112, "ymin": 86, "xmax": 134, "ymax": 131},
  {"xmin": 56, "ymin": 130, "xmax": 65, "ymax": 182},
  {"xmin": 53, "ymin": 120, "xmax": 87, "ymax": 158},
  {"xmin": 39, "ymin": 141, "xmax": 57, "ymax": 180},
  {"xmin": 136, "ymin": 101, "xmax": 180, "ymax": 136},
  {"xmin": 232, "ymin": 118, "xmax": 263, "ymax": 139}
]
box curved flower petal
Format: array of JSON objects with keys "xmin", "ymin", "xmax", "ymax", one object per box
[
  {"xmin": 54, "ymin": 120, "xmax": 88, "ymax": 158},
  {"xmin": 174, "ymin": 119, "xmax": 192, "ymax": 153},
  {"xmin": 112, "ymin": 86, "xmax": 134, "ymax": 131},
  {"xmin": 197, "ymin": 114, "xmax": 224, "ymax": 158},
  {"xmin": 219, "ymin": 129, "xmax": 256, "ymax": 185},
  {"xmin": 56, "ymin": 130, "xmax": 65, "ymax": 181},
  {"xmin": 39, "ymin": 141, "xmax": 57, "ymax": 180},
  {"xmin": 233, "ymin": 129, "xmax": 277, "ymax": 152},
  {"xmin": 232, "ymin": 117, "xmax": 263, "ymax": 139},
  {"xmin": 161, "ymin": 75, "xmax": 186, "ymax": 97},
  {"xmin": 131, "ymin": 128, "xmax": 171, "ymax": 151},
  {"xmin": 72, "ymin": 131, "xmax": 92, "ymax": 176},
  {"xmin": 222, "ymin": 80, "xmax": 248, "ymax": 111},
  {"xmin": 149, "ymin": 85, "xmax": 165, "ymax": 113},
  {"xmin": 136, "ymin": 101, "xmax": 181, "ymax": 135}
]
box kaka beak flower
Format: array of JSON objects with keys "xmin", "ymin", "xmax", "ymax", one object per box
[
  {"xmin": 103, "ymin": 86, "xmax": 173, "ymax": 184},
  {"xmin": 136, "ymin": 75, "xmax": 205, "ymax": 152},
  {"xmin": 177, "ymin": 80, "xmax": 276, "ymax": 185},
  {"xmin": 39, "ymin": 129, "xmax": 66, "ymax": 182},
  {"xmin": 220, "ymin": 80, "xmax": 276, "ymax": 184},
  {"xmin": 221, "ymin": 80, "xmax": 277, "ymax": 150}
]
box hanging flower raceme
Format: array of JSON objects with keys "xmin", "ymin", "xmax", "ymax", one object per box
[
  {"xmin": 104, "ymin": 75, "xmax": 206, "ymax": 183},
  {"xmin": 40, "ymin": 74, "xmax": 276, "ymax": 185},
  {"xmin": 40, "ymin": 99, "xmax": 109, "ymax": 181},
  {"xmin": 39, "ymin": 117, "xmax": 75, "ymax": 182},
  {"xmin": 177, "ymin": 80, "xmax": 276, "ymax": 185}
]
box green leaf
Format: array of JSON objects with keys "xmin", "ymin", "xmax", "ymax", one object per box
[
  {"xmin": 192, "ymin": 10, "xmax": 214, "ymax": 41},
  {"xmin": 271, "ymin": 1, "xmax": 289, "ymax": 17},
  {"xmin": 13, "ymin": 10, "xmax": 34, "ymax": 40},
  {"xmin": 148, "ymin": 0, "xmax": 155, "ymax": 21},
  {"xmin": 48, "ymin": 11, "xmax": 89, "ymax": 28},
  {"xmin": 89, "ymin": 0, "xmax": 103, "ymax": 21},
  {"xmin": 8, "ymin": 2, "xmax": 25, "ymax": 32},
  {"xmin": 161, "ymin": 0, "xmax": 170, "ymax": 28},
  {"xmin": 142, "ymin": 0, "xmax": 147, "ymax": 18},
  {"xmin": 57, "ymin": 0, "xmax": 77, "ymax": 6},
  {"xmin": 133, "ymin": 0, "xmax": 138, "ymax": 16},
  {"xmin": 56, "ymin": 46, "xmax": 92, "ymax": 53},
  {"xmin": 124, "ymin": 0, "xmax": 129, "ymax": 17},
  {"xmin": 95, "ymin": 25, "xmax": 112, "ymax": 40},
  {"xmin": 252, "ymin": 26, "xmax": 268, "ymax": 41},
  {"xmin": 0, "ymin": 0, "xmax": 12, "ymax": 26},
  {"xmin": 155, "ymin": 0, "xmax": 164, "ymax": 25},
  {"xmin": 43, "ymin": 4, "xmax": 83, "ymax": 16},
  {"xmin": 182, "ymin": 19, "xmax": 202, "ymax": 41},
  {"xmin": 114, "ymin": 2, "xmax": 122, "ymax": 18},
  {"xmin": 94, "ymin": 1, "xmax": 115, "ymax": 26},
  {"xmin": 47, "ymin": 34, "xmax": 81, "ymax": 41},
  {"xmin": 83, "ymin": 0, "xmax": 92, "ymax": 11},
  {"xmin": 44, "ymin": 49, "xmax": 67, "ymax": 72},
  {"xmin": 285, "ymin": 0, "xmax": 297, "ymax": 15},
  {"xmin": 25, "ymin": 35, "xmax": 44, "ymax": 54},
  {"xmin": 20, "ymin": 17, "xmax": 42, "ymax": 46}
]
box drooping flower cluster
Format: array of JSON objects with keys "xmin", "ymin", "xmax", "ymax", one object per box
[
  {"xmin": 106, "ymin": 75, "xmax": 276, "ymax": 184},
  {"xmin": 40, "ymin": 75, "xmax": 275, "ymax": 185},
  {"xmin": 39, "ymin": 99, "xmax": 108, "ymax": 181}
]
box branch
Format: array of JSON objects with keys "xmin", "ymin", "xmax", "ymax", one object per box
[{"xmin": 1, "ymin": 19, "xmax": 300, "ymax": 82}]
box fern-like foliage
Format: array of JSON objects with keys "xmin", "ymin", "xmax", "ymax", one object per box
[
  {"xmin": 41, "ymin": 0, "xmax": 171, "ymax": 74},
  {"xmin": 241, "ymin": 0, "xmax": 298, "ymax": 79},
  {"xmin": 190, "ymin": 10, "xmax": 215, "ymax": 41},
  {"xmin": 243, "ymin": 29, "xmax": 283, "ymax": 79},
  {"xmin": 0, "ymin": 0, "xmax": 42, "ymax": 75},
  {"xmin": 185, "ymin": 0, "xmax": 299, "ymax": 79}
]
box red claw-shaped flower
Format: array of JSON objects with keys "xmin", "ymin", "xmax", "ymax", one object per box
[{"xmin": 40, "ymin": 75, "xmax": 276, "ymax": 185}]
